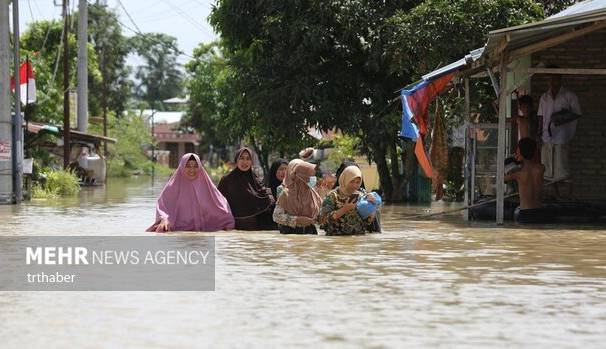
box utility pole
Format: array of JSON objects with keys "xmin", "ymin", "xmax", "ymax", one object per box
[
  {"xmin": 151, "ymin": 110, "xmax": 156, "ymax": 182},
  {"xmin": 100, "ymin": 4, "xmax": 108, "ymax": 157},
  {"xmin": 12, "ymin": 0, "xmax": 22, "ymax": 203},
  {"xmin": 76, "ymin": 0, "xmax": 88, "ymax": 132},
  {"xmin": 0, "ymin": 0, "xmax": 12, "ymax": 203},
  {"xmin": 62, "ymin": 0, "xmax": 70, "ymax": 169}
]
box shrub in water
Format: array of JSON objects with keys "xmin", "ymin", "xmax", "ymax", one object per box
[{"xmin": 32, "ymin": 168, "xmax": 81, "ymax": 198}]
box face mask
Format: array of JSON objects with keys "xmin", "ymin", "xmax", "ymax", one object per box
[{"xmin": 307, "ymin": 176, "xmax": 317, "ymax": 188}]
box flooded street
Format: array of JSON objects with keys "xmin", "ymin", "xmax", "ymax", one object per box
[{"xmin": 1, "ymin": 176, "xmax": 606, "ymax": 348}]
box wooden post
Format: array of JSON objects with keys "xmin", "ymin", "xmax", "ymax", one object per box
[
  {"xmin": 496, "ymin": 54, "xmax": 509, "ymax": 224},
  {"xmin": 464, "ymin": 77, "xmax": 471, "ymax": 220},
  {"xmin": 62, "ymin": 0, "xmax": 70, "ymax": 170}
]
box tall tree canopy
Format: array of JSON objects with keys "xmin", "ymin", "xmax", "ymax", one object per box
[
  {"xmin": 130, "ymin": 33, "xmax": 184, "ymax": 109},
  {"xmin": 88, "ymin": 2, "xmax": 131, "ymax": 118}
]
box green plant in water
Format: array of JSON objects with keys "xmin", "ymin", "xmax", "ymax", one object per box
[{"xmin": 32, "ymin": 168, "xmax": 81, "ymax": 199}]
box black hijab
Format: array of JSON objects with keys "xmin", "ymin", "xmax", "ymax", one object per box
[
  {"xmin": 333, "ymin": 160, "xmax": 366, "ymax": 190},
  {"xmin": 267, "ymin": 158, "xmax": 288, "ymax": 199},
  {"xmin": 218, "ymin": 147, "xmax": 274, "ymax": 218}
]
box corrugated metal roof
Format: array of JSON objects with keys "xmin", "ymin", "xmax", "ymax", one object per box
[
  {"xmin": 486, "ymin": 0, "xmax": 606, "ymax": 53},
  {"xmin": 550, "ymin": 0, "xmax": 606, "ymax": 19},
  {"xmin": 422, "ymin": 47, "xmax": 485, "ymax": 81}
]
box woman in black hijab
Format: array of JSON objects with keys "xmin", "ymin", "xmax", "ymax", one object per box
[
  {"xmin": 218, "ymin": 147, "xmax": 276, "ymax": 230},
  {"xmin": 267, "ymin": 158, "xmax": 289, "ymax": 199}
]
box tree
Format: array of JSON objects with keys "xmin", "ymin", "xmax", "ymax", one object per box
[
  {"xmin": 537, "ymin": 0, "xmax": 579, "ymax": 16},
  {"xmin": 185, "ymin": 42, "xmax": 237, "ymax": 155},
  {"xmin": 129, "ymin": 33, "xmax": 184, "ymax": 109},
  {"xmin": 209, "ymin": 0, "xmax": 422, "ymax": 198},
  {"xmin": 185, "ymin": 41, "xmax": 314, "ymax": 172},
  {"xmin": 20, "ymin": 19, "xmax": 79, "ymax": 124},
  {"xmin": 207, "ymin": 0, "xmax": 546, "ymax": 201},
  {"xmin": 88, "ymin": 2, "xmax": 131, "ymax": 118}
]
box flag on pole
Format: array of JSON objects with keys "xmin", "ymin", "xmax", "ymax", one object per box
[
  {"xmin": 10, "ymin": 60, "xmax": 37, "ymax": 105},
  {"xmin": 399, "ymin": 73, "xmax": 453, "ymax": 177}
]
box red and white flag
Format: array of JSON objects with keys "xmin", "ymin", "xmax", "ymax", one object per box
[{"xmin": 10, "ymin": 60, "xmax": 37, "ymax": 105}]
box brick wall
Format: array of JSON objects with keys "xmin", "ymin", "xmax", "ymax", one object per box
[{"xmin": 531, "ymin": 28, "xmax": 606, "ymax": 200}]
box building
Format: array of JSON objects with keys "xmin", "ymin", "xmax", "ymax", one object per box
[
  {"xmin": 141, "ymin": 109, "xmax": 200, "ymax": 168},
  {"xmin": 412, "ymin": 0, "xmax": 606, "ymax": 223}
]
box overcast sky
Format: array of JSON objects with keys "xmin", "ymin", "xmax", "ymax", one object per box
[{"xmin": 19, "ymin": 0, "xmax": 218, "ymax": 65}]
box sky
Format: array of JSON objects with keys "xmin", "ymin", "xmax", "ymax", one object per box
[{"xmin": 18, "ymin": 0, "xmax": 218, "ymax": 66}]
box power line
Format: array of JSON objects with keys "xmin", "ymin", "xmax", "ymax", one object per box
[
  {"xmin": 27, "ymin": 0, "xmax": 35, "ymax": 22},
  {"xmin": 40, "ymin": 20, "xmax": 55, "ymax": 53},
  {"xmin": 115, "ymin": 18, "xmax": 195, "ymax": 59},
  {"xmin": 114, "ymin": 0, "xmax": 196, "ymax": 59},
  {"xmin": 116, "ymin": 0, "xmax": 143, "ymax": 33},
  {"xmin": 164, "ymin": 0, "xmax": 214, "ymax": 38}
]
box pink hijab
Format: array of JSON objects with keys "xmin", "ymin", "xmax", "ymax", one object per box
[
  {"xmin": 146, "ymin": 153, "xmax": 235, "ymax": 232},
  {"xmin": 277, "ymin": 159, "xmax": 322, "ymax": 218}
]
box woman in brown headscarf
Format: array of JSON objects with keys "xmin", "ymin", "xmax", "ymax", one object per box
[
  {"xmin": 272, "ymin": 159, "xmax": 323, "ymax": 234},
  {"xmin": 218, "ymin": 147, "xmax": 276, "ymax": 230}
]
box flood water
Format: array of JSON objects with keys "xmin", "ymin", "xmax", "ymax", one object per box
[{"xmin": 1, "ymin": 176, "xmax": 606, "ymax": 348}]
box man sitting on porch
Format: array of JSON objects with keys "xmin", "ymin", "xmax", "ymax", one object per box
[{"xmin": 537, "ymin": 68, "xmax": 582, "ymax": 199}]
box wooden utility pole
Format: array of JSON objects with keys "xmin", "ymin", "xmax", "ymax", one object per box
[
  {"xmin": 76, "ymin": 0, "xmax": 88, "ymax": 132},
  {"xmin": 62, "ymin": 0, "xmax": 70, "ymax": 169}
]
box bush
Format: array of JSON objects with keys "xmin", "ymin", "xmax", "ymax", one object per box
[
  {"xmin": 106, "ymin": 158, "xmax": 130, "ymax": 177},
  {"xmin": 90, "ymin": 111, "xmax": 167, "ymax": 178},
  {"xmin": 32, "ymin": 168, "xmax": 81, "ymax": 198},
  {"xmin": 204, "ymin": 162, "xmax": 231, "ymax": 184}
]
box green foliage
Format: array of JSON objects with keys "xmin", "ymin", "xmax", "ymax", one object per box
[
  {"xmin": 20, "ymin": 20, "xmax": 77, "ymax": 124},
  {"xmin": 185, "ymin": 41, "xmax": 312, "ymax": 169},
  {"xmin": 389, "ymin": 0, "xmax": 544, "ymax": 79},
  {"xmin": 88, "ymin": 3, "xmax": 132, "ymax": 118},
  {"xmin": 204, "ymin": 163, "xmax": 232, "ymax": 184},
  {"xmin": 89, "ymin": 111, "xmax": 165, "ymax": 177},
  {"xmin": 320, "ymin": 133, "xmax": 362, "ymax": 173},
  {"xmin": 129, "ymin": 33, "xmax": 184, "ymax": 108},
  {"xmin": 185, "ymin": 42, "xmax": 236, "ymax": 151},
  {"xmin": 389, "ymin": 0, "xmax": 544, "ymax": 126},
  {"xmin": 328, "ymin": 134, "xmax": 360, "ymax": 163},
  {"xmin": 20, "ymin": 5, "xmax": 131, "ymax": 123},
  {"xmin": 537, "ymin": 0, "xmax": 579, "ymax": 16},
  {"xmin": 32, "ymin": 168, "xmax": 81, "ymax": 198},
  {"xmin": 208, "ymin": 0, "xmax": 429, "ymax": 199},
  {"xmin": 199, "ymin": 0, "xmax": 551, "ymax": 200}
]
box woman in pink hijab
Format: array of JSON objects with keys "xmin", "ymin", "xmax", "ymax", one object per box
[
  {"xmin": 272, "ymin": 159, "xmax": 322, "ymax": 234},
  {"xmin": 147, "ymin": 153, "xmax": 235, "ymax": 232}
]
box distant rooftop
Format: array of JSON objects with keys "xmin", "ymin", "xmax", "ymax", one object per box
[
  {"xmin": 140, "ymin": 109, "xmax": 185, "ymax": 124},
  {"xmin": 162, "ymin": 96, "xmax": 190, "ymax": 104}
]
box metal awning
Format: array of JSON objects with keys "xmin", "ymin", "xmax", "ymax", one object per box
[
  {"xmin": 26, "ymin": 121, "xmax": 117, "ymax": 143},
  {"xmin": 422, "ymin": 47, "xmax": 485, "ymax": 81},
  {"xmin": 485, "ymin": 0, "xmax": 606, "ymax": 58}
]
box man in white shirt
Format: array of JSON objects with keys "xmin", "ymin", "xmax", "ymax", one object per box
[{"xmin": 537, "ymin": 71, "xmax": 582, "ymax": 199}]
